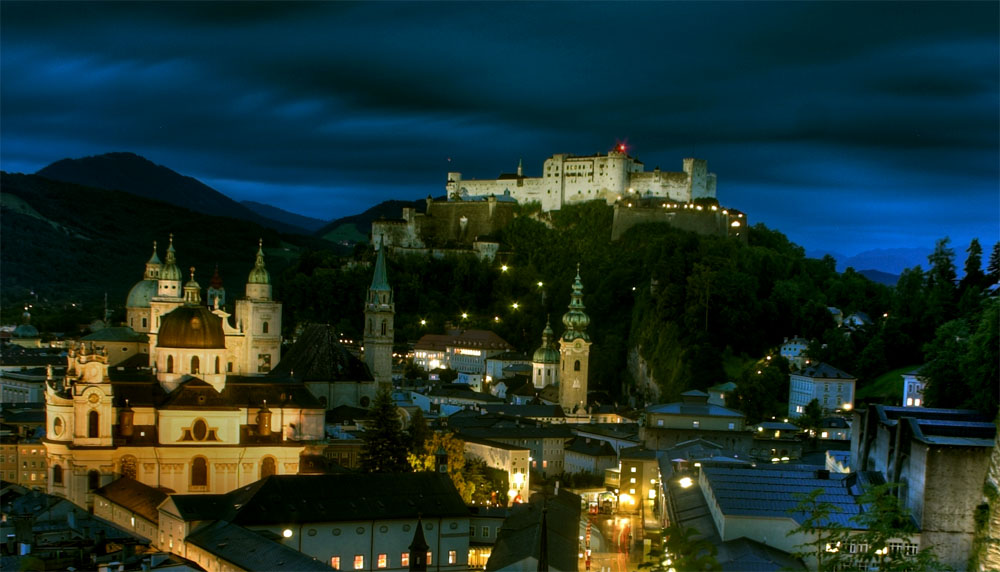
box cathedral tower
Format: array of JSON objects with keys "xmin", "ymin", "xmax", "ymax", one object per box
[
  {"xmin": 364, "ymin": 243, "xmax": 394, "ymax": 391},
  {"xmin": 234, "ymin": 240, "xmax": 282, "ymax": 374},
  {"xmin": 558, "ymin": 265, "xmax": 591, "ymax": 413}
]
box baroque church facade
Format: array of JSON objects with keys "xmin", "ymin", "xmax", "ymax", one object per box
[{"xmin": 45, "ymin": 238, "xmax": 325, "ymax": 510}]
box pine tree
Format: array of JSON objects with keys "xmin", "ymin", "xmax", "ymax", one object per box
[
  {"xmin": 359, "ymin": 387, "xmax": 411, "ymax": 473},
  {"xmin": 963, "ymin": 238, "xmax": 985, "ymax": 288},
  {"xmin": 987, "ymin": 241, "xmax": 1000, "ymax": 284}
]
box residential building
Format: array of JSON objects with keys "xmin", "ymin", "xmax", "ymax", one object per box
[
  {"xmin": 462, "ymin": 437, "xmax": 531, "ymax": 504},
  {"xmin": 642, "ymin": 390, "xmax": 748, "ymax": 451},
  {"xmin": 486, "ymin": 489, "xmax": 581, "ymax": 572},
  {"xmin": 413, "ymin": 330, "xmax": 514, "ymax": 374},
  {"xmin": 901, "ymin": 367, "xmax": 926, "ymax": 408},
  {"xmin": 788, "ymin": 362, "xmax": 856, "ymax": 417},
  {"xmin": 484, "ymin": 351, "xmax": 530, "ymax": 385},
  {"xmin": 779, "ymin": 337, "xmax": 810, "ymax": 370},
  {"xmin": 851, "ymin": 405, "xmax": 995, "ymax": 569},
  {"xmin": 563, "ymin": 436, "xmax": 617, "ymax": 476}
]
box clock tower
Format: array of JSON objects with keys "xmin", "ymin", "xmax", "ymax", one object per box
[{"xmin": 558, "ymin": 265, "xmax": 591, "ymax": 413}]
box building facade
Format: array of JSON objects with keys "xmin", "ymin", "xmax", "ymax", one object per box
[
  {"xmin": 558, "ymin": 268, "xmax": 591, "ymax": 414},
  {"xmin": 363, "ymin": 245, "xmax": 395, "ymax": 390},
  {"xmin": 788, "ymin": 362, "xmax": 856, "ymax": 417}
]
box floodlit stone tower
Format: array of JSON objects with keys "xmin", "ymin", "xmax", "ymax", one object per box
[
  {"xmin": 558, "ymin": 265, "xmax": 591, "ymax": 413},
  {"xmin": 364, "ymin": 242, "xmax": 395, "ymax": 390},
  {"xmin": 532, "ymin": 317, "xmax": 560, "ymax": 389}
]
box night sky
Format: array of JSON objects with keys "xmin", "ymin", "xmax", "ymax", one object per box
[{"xmin": 2, "ymin": 2, "xmax": 997, "ymax": 257}]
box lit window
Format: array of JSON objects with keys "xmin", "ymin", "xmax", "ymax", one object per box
[
  {"xmin": 377, "ymin": 553, "xmax": 387, "ymax": 568},
  {"xmin": 692, "ymin": 421, "xmax": 700, "ymax": 428},
  {"xmin": 400, "ymin": 553, "xmax": 409, "ymax": 567},
  {"xmin": 629, "ymin": 488, "xmax": 636, "ymax": 494},
  {"xmin": 331, "ymin": 556, "xmax": 340, "ymax": 570},
  {"xmin": 354, "ymin": 555, "xmax": 364, "ymax": 570},
  {"xmin": 728, "ymin": 423, "xmax": 735, "ymax": 430},
  {"xmin": 448, "ymin": 550, "xmax": 457, "ymax": 564},
  {"xmin": 821, "ymin": 432, "xmax": 829, "ymax": 438},
  {"xmin": 427, "ymin": 552, "xmax": 432, "ymax": 565},
  {"xmin": 630, "ymin": 478, "xmax": 636, "ymax": 484},
  {"xmin": 630, "ymin": 467, "xmax": 636, "ymax": 473},
  {"xmin": 657, "ymin": 419, "xmax": 663, "ymax": 426},
  {"xmin": 914, "ymin": 399, "xmax": 921, "ymax": 406},
  {"xmin": 542, "ymin": 460, "xmax": 547, "ymax": 469}
]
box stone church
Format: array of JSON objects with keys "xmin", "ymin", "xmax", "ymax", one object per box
[{"xmin": 530, "ymin": 267, "xmax": 592, "ymax": 414}]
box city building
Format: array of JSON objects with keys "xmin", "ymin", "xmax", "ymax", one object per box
[
  {"xmin": 563, "ymin": 436, "xmax": 617, "ymax": 476},
  {"xmin": 447, "ymin": 150, "xmax": 717, "ymax": 212},
  {"xmin": 641, "ymin": 390, "xmax": 749, "ymax": 451},
  {"xmin": 158, "ymin": 473, "xmax": 471, "ymax": 572},
  {"xmin": 413, "ymin": 330, "xmax": 514, "ymax": 374},
  {"xmin": 787, "ymin": 362, "xmax": 856, "ymax": 417},
  {"xmin": 462, "ymin": 437, "xmax": 531, "ymax": 504},
  {"xmin": 779, "ymin": 337, "xmax": 810, "ymax": 370}
]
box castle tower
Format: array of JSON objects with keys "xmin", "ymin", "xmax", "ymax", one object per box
[
  {"xmin": 558, "ymin": 265, "xmax": 591, "ymax": 413},
  {"xmin": 234, "ymin": 240, "xmax": 282, "ymax": 374},
  {"xmin": 364, "ymin": 242, "xmax": 395, "ymax": 391},
  {"xmin": 531, "ymin": 316, "xmax": 560, "ymax": 389}
]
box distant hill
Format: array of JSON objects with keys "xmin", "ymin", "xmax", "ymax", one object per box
[
  {"xmin": 242, "ymin": 200, "xmax": 328, "ymax": 232},
  {"xmin": 808, "ymin": 247, "xmax": 931, "ymax": 276},
  {"xmin": 0, "ymin": 172, "xmax": 338, "ymax": 308},
  {"xmin": 858, "ymin": 269, "xmax": 899, "ymax": 286},
  {"xmin": 316, "ymin": 198, "xmax": 432, "ymax": 245},
  {"xmin": 36, "ymin": 152, "xmax": 309, "ymax": 235}
]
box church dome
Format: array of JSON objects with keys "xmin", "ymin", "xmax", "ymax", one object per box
[
  {"xmin": 561, "ymin": 268, "xmax": 590, "ymax": 342},
  {"xmin": 532, "ymin": 320, "xmax": 560, "ymax": 364},
  {"xmin": 157, "ymin": 306, "xmax": 225, "ymax": 349},
  {"xmin": 127, "ymin": 279, "xmax": 157, "ymax": 308},
  {"xmin": 247, "ymin": 240, "xmax": 270, "ymax": 285},
  {"xmin": 13, "ymin": 323, "xmax": 39, "ymax": 338}
]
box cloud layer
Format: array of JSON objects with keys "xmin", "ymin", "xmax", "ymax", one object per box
[{"xmin": 2, "ymin": 2, "xmax": 996, "ymax": 255}]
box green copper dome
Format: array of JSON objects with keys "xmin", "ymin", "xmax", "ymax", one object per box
[
  {"xmin": 532, "ymin": 318, "xmax": 560, "ymax": 364},
  {"xmin": 160, "ymin": 235, "xmax": 182, "ymax": 281},
  {"xmin": 247, "ymin": 239, "xmax": 270, "ymax": 284},
  {"xmin": 127, "ymin": 279, "xmax": 157, "ymax": 308},
  {"xmin": 561, "ymin": 266, "xmax": 590, "ymax": 342}
]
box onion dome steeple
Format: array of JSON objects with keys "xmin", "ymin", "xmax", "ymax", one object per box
[
  {"xmin": 247, "ymin": 239, "xmax": 270, "ymax": 285},
  {"xmin": 183, "ymin": 267, "xmax": 202, "ymax": 305},
  {"xmin": 160, "ymin": 234, "xmax": 182, "ymax": 281},
  {"xmin": 533, "ymin": 316, "xmax": 560, "ymax": 364},
  {"xmin": 144, "ymin": 241, "xmax": 162, "ymax": 280},
  {"xmin": 561, "ymin": 264, "xmax": 590, "ymax": 342}
]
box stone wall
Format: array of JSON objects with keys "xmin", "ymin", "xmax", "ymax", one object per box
[{"xmin": 611, "ymin": 203, "xmax": 747, "ymax": 242}]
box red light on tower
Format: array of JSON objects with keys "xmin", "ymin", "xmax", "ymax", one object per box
[{"xmin": 619, "ymin": 144, "xmax": 626, "ymax": 152}]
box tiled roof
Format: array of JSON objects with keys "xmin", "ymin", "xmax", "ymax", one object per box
[
  {"xmin": 795, "ymin": 362, "xmax": 855, "ymax": 380},
  {"xmin": 564, "ymin": 437, "xmax": 616, "ymax": 457},
  {"xmin": 269, "ymin": 324, "xmax": 372, "ymax": 382},
  {"xmin": 185, "ymin": 520, "xmax": 331, "ymax": 571},
  {"xmin": 480, "ymin": 404, "xmax": 565, "ymax": 418},
  {"xmin": 94, "ymin": 477, "xmax": 168, "ymax": 523},
  {"xmin": 414, "ymin": 330, "xmax": 513, "ymax": 351},
  {"xmin": 645, "ymin": 402, "xmax": 744, "ymax": 418}
]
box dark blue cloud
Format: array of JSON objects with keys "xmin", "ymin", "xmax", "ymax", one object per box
[{"xmin": 1, "ymin": 1, "xmax": 996, "ymax": 255}]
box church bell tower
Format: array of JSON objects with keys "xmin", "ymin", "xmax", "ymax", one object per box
[
  {"xmin": 364, "ymin": 242, "xmax": 394, "ymax": 391},
  {"xmin": 558, "ymin": 265, "xmax": 591, "ymax": 413}
]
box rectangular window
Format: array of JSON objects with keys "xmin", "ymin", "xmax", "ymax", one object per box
[
  {"xmin": 354, "ymin": 555, "xmax": 364, "ymax": 570},
  {"xmin": 426, "ymin": 552, "xmax": 432, "ymax": 565},
  {"xmin": 401, "ymin": 553, "xmax": 409, "ymax": 567},
  {"xmin": 657, "ymin": 419, "xmax": 663, "ymax": 426},
  {"xmin": 630, "ymin": 467, "xmax": 636, "ymax": 473},
  {"xmin": 728, "ymin": 422, "xmax": 735, "ymax": 430},
  {"xmin": 542, "ymin": 460, "xmax": 547, "ymax": 468},
  {"xmin": 629, "ymin": 488, "xmax": 636, "ymax": 494},
  {"xmin": 482, "ymin": 526, "xmax": 490, "ymax": 537},
  {"xmin": 377, "ymin": 553, "xmax": 387, "ymax": 569},
  {"xmin": 692, "ymin": 421, "xmax": 700, "ymax": 428},
  {"xmin": 330, "ymin": 556, "xmax": 340, "ymax": 570},
  {"xmin": 470, "ymin": 525, "xmax": 475, "ymax": 537},
  {"xmin": 448, "ymin": 550, "xmax": 457, "ymax": 564},
  {"xmin": 630, "ymin": 478, "xmax": 636, "ymax": 484}
]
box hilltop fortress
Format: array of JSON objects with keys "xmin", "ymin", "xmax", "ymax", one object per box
[
  {"xmin": 372, "ymin": 147, "xmax": 744, "ymax": 256},
  {"xmin": 447, "ymin": 146, "xmax": 717, "ymax": 211}
]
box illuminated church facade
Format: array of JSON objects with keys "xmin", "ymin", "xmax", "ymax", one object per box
[
  {"xmin": 45, "ymin": 238, "xmax": 324, "ymax": 510},
  {"xmin": 531, "ymin": 268, "xmax": 592, "ymax": 414}
]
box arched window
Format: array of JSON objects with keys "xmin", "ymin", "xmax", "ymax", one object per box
[
  {"xmin": 52, "ymin": 464, "xmax": 63, "ymax": 484},
  {"xmin": 191, "ymin": 457, "xmax": 208, "ymax": 487},
  {"xmin": 191, "ymin": 356, "xmax": 200, "ymax": 374},
  {"xmin": 574, "ymin": 360, "xmax": 581, "ymax": 371},
  {"xmin": 121, "ymin": 455, "xmax": 137, "ymax": 480},
  {"xmin": 88, "ymin": 469, "xmax": 100, "ymax": 490},
  {"xmin": 88, "ymin": 410, "xmax": 100, "ymax": 438},
  {"xmin": 262, "ymin": 321, "xmax": 269, "ymax": 334},
  {"xmin": 381, "ymin": 320, "xmax": 387, "ymax": 336},
  {"xmin": 166, "ymin": 355, "xmax": 174, "ymax": 373},
  {"xmin": 215, "ymin": 356, "xmax": 220, "ymax": 374},
  {"xmin": 260, "ymin": 457, "xmax": 277, "ymax": 479}
]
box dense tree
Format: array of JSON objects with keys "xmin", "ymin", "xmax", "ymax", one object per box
[
  {"xmin": 409, "ymin": 431, "xmax": 476, "ymax": 503},
  {"xmin": 359, "ymin": 388, "xmax": 411, "ymax": 473},
  {"xmin": 662, "ymin": 525, "xmax": 720, "ymax": 571},
  {"xmin": 407, "ymin": 408, "xmax": 429, "ymax": 452},
  {"xmin": 796, "ymin": 399, "xmax": 825, "ymax": 437},
  {"xmin": 988, "ymin": 242, "xmax": 1000, "ymax": 283},
  {"xmin": 922, "ymin": 298, "xmax": 999, "ymax": 417},
  {"xmin": 962, "ymin": 238, "xmax": 985, "ymax": 289},
  {"xmin": 924, "ymin": 238, "xmax": 957, "ymax": 332},
  {"xmin": 843, "ymin": 483, "xmax": 946, "ymax": 571}
]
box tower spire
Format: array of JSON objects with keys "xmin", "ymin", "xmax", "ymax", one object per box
[
  {"xmin": 365, "ymin": 238, "xmax": 394, "ymax": 390},
  {"xmin": 370, "ymin": 237, "xmax": 390, "ymax": 291}
]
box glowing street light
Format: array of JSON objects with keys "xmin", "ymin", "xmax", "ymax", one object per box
[
  {"xmin": 501, "ymin": 264, "xmax": 509, "ymax": 272},
  {"xmin": 461, "ymin": 312, "xmax": 468, "ymax": 320},
  {"xmin": 420, "ymin": 319, "xmax": 427, "ymax": 326},
  {"xmin": 512, "ymin": 302, "xmax": 519, "ymax": 310},
  {"xmin": 537, "ymin": 281, "xmax": 544, "ymax": 288}
]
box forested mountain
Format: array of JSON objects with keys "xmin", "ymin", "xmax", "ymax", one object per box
[
  {"xmin": 36, "ymin": 152, "xmax": 309, "ymax": 234},
  {"xmin": 241, "ymin": 200, "xmax": 328, "ymax": 232},
  {"xmin": 0, "ymin": 172, "xmax": 337, "ymax": 331},
  {"xmin": 315, "ymin": 198, "xmax": 432, "ymax": 245}
]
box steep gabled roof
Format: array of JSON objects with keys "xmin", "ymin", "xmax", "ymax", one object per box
[
  {"xmin": 269, "ymin": 324, "xmax": 372, "ymax": 382},
  {"xmin": 94, "ymin": 477, "xmax": 168, "ymax": 523}
]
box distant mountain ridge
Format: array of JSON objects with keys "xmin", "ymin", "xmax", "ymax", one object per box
[
  {"xmin": 807, "ymin": 247, "xmax": 932, "ymax": 279},
  {"xmin": 242, "ymin": 200, "xmax": 328, "ymax": 232},
  {"xmin": 37, "ymin": 152, "xmax": 309, "ymax": 235}
]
